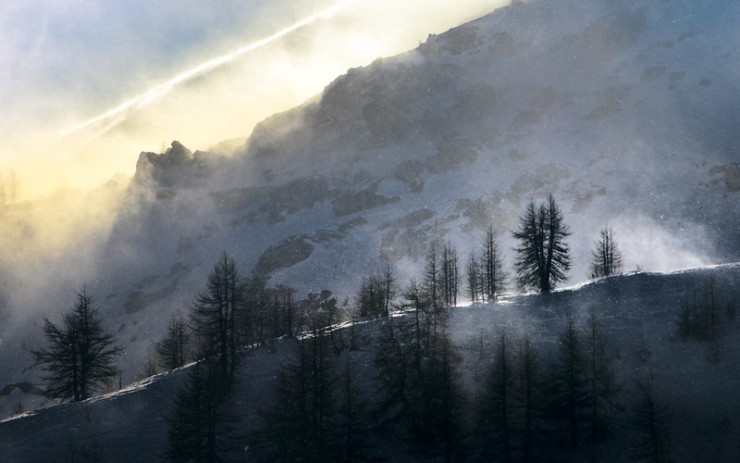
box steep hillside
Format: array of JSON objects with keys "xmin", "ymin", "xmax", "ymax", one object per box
[
  {"xmin": 1, "ymin": 264, "xmax": 739, "ymax": 462},
  {"xmin": 1, "ymin": 0, "xmax": 739, "ymax": 406}
]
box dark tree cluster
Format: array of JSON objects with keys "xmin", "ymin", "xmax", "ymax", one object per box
[
  {"xmin": 165, "ymin": 359, "xmax": 239, "ymax": 463},
  {"xmin": 243, "ymin": 273, "xmax": 669, "ymax": 463},
  {"xmin": 476, "ymin": 333, "xmax": 546, "ymax": 462},
  {"xmin": 472, "ymin": 310, "xmax": 619, "ymax": 462},
  {"xmin": 421, "ymin": 242, "xmax": 460, "ymax": 311},
  {"xmin": 164, "ymin": 253, "xmax": 349, "ymax": 462},
  {"xmin": 373, "ymin": 280, "xmax": 463, "ymax": 461},
  {"xmin": 252, "ymin": 330, "xmax": 370, "ymax": 462},
  {"xmin": 353, "ymin": 195, "xmax": 623, "ymax": 316},
  {"xmin": 630, "ymin": 377, "xmax": 672, "ymax": 463},
  {"xmin": 166, "ymin": 254, "xmax": 247, "ymax": 462},
  {"xmin": 357, "ymin": 265, "xmax": 395, "ymax": 318},
  {"xmin": 157, "ymin": 313, "xmax": 190, "ymax": 371},
  {"xmin": 468, "ymin": 227, "xmax": 507, "ymax": 303},
  {"xmin": 676, "ymin": 277, "xmax": 724, "ymax": 363},
  {"xmin": 241, "ymin": 277, "xmax": 297, "ymax": 345}
]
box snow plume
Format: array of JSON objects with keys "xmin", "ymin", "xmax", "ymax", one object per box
[
  {"xmin": 610, "ymin": 215, "xmax": 712, "ymax": 274},
  {"xmin": 0, "ymin": 181, "xmax": 126, "ymax": 314}
]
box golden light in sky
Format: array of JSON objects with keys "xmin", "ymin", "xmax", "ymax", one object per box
[{"xmin": 1, "ymin": 0, "xmax": 508, "ymax": 199}]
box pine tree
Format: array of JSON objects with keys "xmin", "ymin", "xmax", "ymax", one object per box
[
  {"xmin": 433, "ymin": 327, "xmax": 464, "ymax": 463},
  {"xmin": 157, "ymin": 313, "xmax": 190, "ymax": 371},
  {"xmin": 589, "ymin": 227, "xmax": 623, "ymax": 278},
  {"xmin": 255, "ymin": 335, "xmax": 341, "ymax": 462},
  {"xmin": 584, "ymin": 308, "xmax": 618, "ymax": 443},
  {"xmin": 268, "ymin": 285, "xmax": 295, "ymax": 338},
  {"xmin": 631, "ymin": 378, "xmax": 671, "ymax": 463},
  {"xmin": 676, "ymin": 277, "xmax": 722, "ymax": 362},
  {"xmin": 31, "ymin": 288, "xmax": 121, "ymax": 402},
  {"xmin": 513, "ymin": 195, "xmax": 571, "ymax": 293},
  {"xmin": 242, "ymin": 274, "xmax": 268, "ymax": 345},
  {"xmin": 165, "ymin": 360, "xmax": 238, "ymax": 463},
  {"xmin": 512, "ymin": 336, "xmax": 544, "ymax": 463},
  {"xmin": 479, "ymin": 333, "xmax": 513, "ymax": 462},
  {"xmin": 358, "ymin": 272, "xmax": 385, "ymax": 318},
  {"xmin": 705, "ymin": 276, "xmax": 721, "ymax": 364},
  {"xmin": 441, "ymin": 242, "xmax": 459, "ymax": 308},
  {"xmin": 481, "ymin": 226, "xmax": 507, "ymax": 301},
  {"xmin": 382, "ymin": 263, "xmax": 396, "ymax": 317},
  {"xmin": 551, "ymin": 314, "xmax": 586, "ymax": 449},
  {"xmin": 190, "ymin": 252, "xmax": 245, "ymax": 384},
  {"xmin": 373, "ymin": 288, "xmax": 463, "ymax": 461},
  {"xmin": 373, "ymin": 314, "xmax": 412, "ymax": 431},
  {"xmin": 467, "ymin": 251, "xmax": 482, "ymax": 304},
  {"xmin": 423, "ymin": 244, "xmax": 442, "ymax": 309},
  {"xmin": 337, "ymin": 357, "xmax": 370, "ymax": 462}
]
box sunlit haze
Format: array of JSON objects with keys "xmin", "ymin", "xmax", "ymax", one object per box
[{"xmin": 1, "ymin": 0, "xmax": 508, "ymax": 199}]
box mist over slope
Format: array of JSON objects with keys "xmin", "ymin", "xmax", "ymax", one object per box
[{"xmin": 0, "ymin": 0, "xmax": 739, "ymax": 398}]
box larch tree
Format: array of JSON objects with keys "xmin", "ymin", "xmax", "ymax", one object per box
[
  {"xmin": 190, "ymin": 252, "xmax": 245, "ymax": 385},
  {"xmin": 513, "ymin": 195, "xmax": 571, "ymax": 293},
  {"xmin": 467, "ymin": 251, "xmax": 482, "ymax": 304},
  {"xmin": 478, "ymin": 333, "xmax": 514, "ymax": 462},
  {"xmin": 242, "ymin": 274, "xmax": 268, "ymax": 345},
  {"xmin": 358, "ymin": 272, "xmax": 385, "ymax": 318},
  {"xmin": 423, "ymin": 244, "xmax": 441, "ymax": 310},
  {"xmin": 584, "ymin": 308, "xmax": 618, "ymax": 443},
  {"xmin": 631, "ymin": 378, "xmax": 671, "ymax": 463},
  {"xmin": 481, "ymin": 226, "xmax": 507, "ymax": 301},
  {"xmin": 512, "ymin": 335, "xmax": 544, "ymax": 463},
  {"xmin": 337, "ymin": 357, "xmax": 370, "ymax": 462},
  {"xmin": 166, "ymin": 359, "xmax": 238, "ymax": 463},
  {"xmin": 381, "ymin": 263, "xmax": 397, "ymax": 317},
  {"xmin": 255, "ymin": 335, "xmax": 341, "ymax": 462},
  {"xmin": 157, "ymin": 313, "xmax": 190, "ymax": 371},
  {"xmin": 551, "ymin": 313, "xmax": 587, "ymax": 450},
  {"xmin": 373, "ymin": 283, "xmax": 463, "ymax": 461},
  {"xmin": 31, "ymin": 287, "xmax": 121, "ymax": 402},
  {"xmin": 441, "ymin": 241, "xmax": 459, "ymax": 308},
  {"xmin": 589, "ymin": 227, "xmax": 623, "ymax": 278}
]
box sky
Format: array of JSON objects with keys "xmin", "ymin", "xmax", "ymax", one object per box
[{"xmin": 0, "ymin": 0, "xmax": 508, "ymax": 199}]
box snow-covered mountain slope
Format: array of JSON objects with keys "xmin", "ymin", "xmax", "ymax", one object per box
[
  {"xmin": 1, "ymin": 264, "xmax": 739, "ymax": 462},
  {"xmin": 1, "ymin": 0, "xmax": 739, "ymax": 403}
]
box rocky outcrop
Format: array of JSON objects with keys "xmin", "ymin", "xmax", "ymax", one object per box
[
  {"xmin": 709, "ymin": 164, "xmax": 740, "ymax": 192},
  {"xmin": 134, "ymin": 141, "xmax": 214, "ymax": 190},
  {"xmin": 255, "ymin": 236, "xmax": 314, "ymax": 276}
]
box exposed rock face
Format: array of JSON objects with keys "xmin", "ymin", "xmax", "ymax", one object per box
[
  {"xmin": 134, "ymin": 141, "xmax": 214, "ymax": 189},
  {"xmin": 331, "ymin": 185, "xmax": 399, "ymax": 216},
  {"xmin": 709, "ymin": 164, "xmax": 740, "ymax": 192},
  {"xmin": 255, "ymin": 236, "xmax": 314, "ymax": 276}
]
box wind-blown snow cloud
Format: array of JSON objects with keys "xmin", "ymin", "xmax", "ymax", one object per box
[
  {"xmin": 611, "ymin": 215, "xmax": 711, "ymax": 273},
  {"xmin": 0, "ymin": 0, "xmax": 507, "ymax": 199}
]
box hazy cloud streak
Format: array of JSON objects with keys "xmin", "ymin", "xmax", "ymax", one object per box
[{"xmin": 60, "ymin": 0, "xmax": 362, "ymax": 140}]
